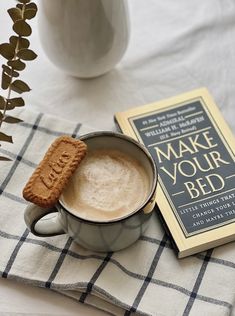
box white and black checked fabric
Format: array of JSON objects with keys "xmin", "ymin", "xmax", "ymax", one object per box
[{"xmin": 0, "ymin": 108, "xmax": 234, "ymax": 316}]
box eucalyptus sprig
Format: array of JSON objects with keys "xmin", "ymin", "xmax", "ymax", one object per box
[{"xmin": 0, "ymin": 0, "xmax": 38, "ymax": 161}]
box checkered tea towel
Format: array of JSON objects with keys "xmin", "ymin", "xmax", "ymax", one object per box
[{"xmin": 0, "ymin": 108, "xmax": 235, "ymax": 316}]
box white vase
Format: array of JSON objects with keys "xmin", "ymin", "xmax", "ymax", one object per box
[{"xmin": 38, "ymin": 0, "xmax": 130, "ymax": 78}]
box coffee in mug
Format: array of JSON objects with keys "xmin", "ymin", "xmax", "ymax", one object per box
[{"xmin": 61, "ymin": 149, "xmax": 150, "ymax": 221}]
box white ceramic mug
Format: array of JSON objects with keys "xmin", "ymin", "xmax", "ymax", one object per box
[{"xmin": 24, "ymin": 132, "xmax": 158, "ymax": 252}]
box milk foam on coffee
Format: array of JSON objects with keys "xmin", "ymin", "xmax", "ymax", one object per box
[{"xmin": 61, "ymin": 149, "xmax": 150, "ymax": 221}]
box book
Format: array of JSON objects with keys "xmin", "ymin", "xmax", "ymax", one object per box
[{"xmin": 115, "ymin": 88, "xmax": 235, "ymax": 258}]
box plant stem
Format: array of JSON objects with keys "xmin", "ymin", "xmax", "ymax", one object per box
[{"xmin": 0, "ymin": 3, "xmax": 26, "ymax": 128}]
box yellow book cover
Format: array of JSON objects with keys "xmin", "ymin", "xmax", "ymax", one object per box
[{"xmin": 115, "ymin": 88, "xmax": 235, "ymax": 258}]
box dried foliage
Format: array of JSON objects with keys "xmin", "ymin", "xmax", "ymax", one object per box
[{"xmin": 0, "ymin": 0, "xmax": 37, "ymax": 161}]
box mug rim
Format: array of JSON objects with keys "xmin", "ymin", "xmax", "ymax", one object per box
[{"xmin": 59, "ymin": 131, "xmax": 158, "ymax": 225}]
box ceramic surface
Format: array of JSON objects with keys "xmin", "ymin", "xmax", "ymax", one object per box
[{"xmin": 38, "ymin": 0, "xmax": 130, "ymax": 78}]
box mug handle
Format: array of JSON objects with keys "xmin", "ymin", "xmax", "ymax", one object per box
[{"xmin": 24, "ymin": 203, "xmax": 65, "ymax": 237}]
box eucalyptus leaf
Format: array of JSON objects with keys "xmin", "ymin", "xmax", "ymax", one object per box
[
  {"xmin": 7, "ymin": 59, "xmax": 26, "ymax": 71},
  {"xmin": 0, "ymin": 98, "xmax": 20, "ymax": 111},
  {"xmin": 0, "ymin": 43, "xmax": 15, "ymax": 60},
  {"xmin": 8, "ymin": 97, "xmax": 25, "ymax": 107},
  {"xmin": 24, "ymin": 8, "xmax": 37, "ymax": 20},
  {"xmin": 8, "ymin": 7, "xmax": 22, "ymax": 22},
  {"xmin": 1, "ymin": 72, "xmax": 11, "ymax": 90},
  {"xmin": 3, "ymin": 116, "xmax": 23, "ymax": 124},
  {"xmin": 26, "ymin": 3, "xmax": 37, "ymax": 10},
  {"xmin": 11, "ymin": 79, "xmax": 31, "ymax": 94},
  {"xmin": 16, "ymin": 4, "xmax": 23, "ymax": 10},
  {"xmin": 0, "ymin": 112, "xmax": 3, "ymax": 120},
  {"xmin": 13, "ymin": 20, "xmax": 32, "ymax": 37},
  {"xmin": 18, "ymin": 0, "xmax": 31, "ymax": 3},
  {"xmin": 1, "ymin": 101, "xmax": 15, "ymax": 111},
  {"xmin": 0, "ymin": 96, "xmax": 6, "ymax": 109},
  {"xmin": 0, "ymin": 132, "xmax": 13, "ymax": 143},
  {"xmin": 2, "ymin": 65, "xmax": 11, "ymax": 75},
  {"xmin": 2, "ymin": 65, "xmax": 19, "ymax": 78},
  {"xmin": 12, "ymin": 70, "xmax": 19, "ymax": 78},
  {"xmin": 0, "ymin": 156, "xmax": 12, "ymax": 161},
  {"xmin": 17, "ymin": 48, "xmax": 37, "ymax": 61},
  {"xmin": 10, "ymin": 36, "xmax": 30, "ymax": 49}
]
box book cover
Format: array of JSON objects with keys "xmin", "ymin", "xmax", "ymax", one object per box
[{"xmin": 115, "ymin": 88, "xmax": 235, "ymax": 258}]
